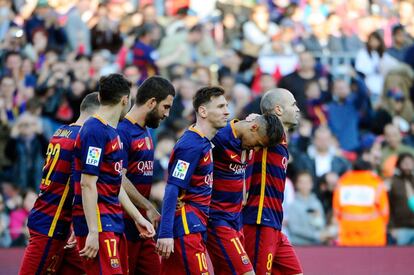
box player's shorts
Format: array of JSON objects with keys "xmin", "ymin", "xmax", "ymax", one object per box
[
  {"xmin": 207, "ymin": 225, "xmax": 253, "ymax": 275},
  {"xmin": 243, "ymin": 225, "xmax": 303, "ymax": 275},
  {"xmin": 161, "ymin": 232, "xmax": 212, "ymax": 275},
  {"xmin": 127, "ymin": 238, "xmax": 160, "ymax": 275},
  {"xmin": 77, "ymin": 231, "xmax": 128, "ymax": 275},
  {"xmin": 19, "ymin": 230, "xmax": 84, "ymax": 275}
]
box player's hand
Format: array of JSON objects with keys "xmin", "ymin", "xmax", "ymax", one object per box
[
  {"xmin": 245, "ymin": 113, "xmax": 260, "ymax": 122},
  {"xmin": 135, "ymin": 216, "xmax": 155, "ymax": 239},
  {"xmin": 79, "ymin": 231, "xmax": 99, "ymax": 259},
  {"xmin": 146, "ymin": 206, "xmax": 161, "ymax": 231},
  {"xmin": 64, "ymin": 230, "xmax": 77, "ymax": 249},
  {"xmin": 156, "ymin": 238, "xmax": 174, "ymax": 259}
]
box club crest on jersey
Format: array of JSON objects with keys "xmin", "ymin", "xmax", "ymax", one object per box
[
  {"xmin": 110, "ymin": 258, "xmax": 120, "ymax": 268},
  {"xmin": 86, "ymin": 146, "xmax": 101, "ymax": 166},
  {"xmin": 241, "ymin": 255, "xmax": 250, "ymax": 265},
  {"xmin": 172, "ymin": 160, "xmax": 190, "ymax": 180}
]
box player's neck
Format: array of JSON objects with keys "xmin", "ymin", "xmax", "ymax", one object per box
[
  {"xmin": 193, "ymin": 120, "xmax": 218, "ymax": 140},
  {"xmin": 233, "ymin": 120, "xmax": 248, "ymax": 139},
  {"xmin": 74, "ymin": 113, "xmax": 89, "ymax": 126},
  {"xmin": 127, "ymin": 105, "xmax": 147, "ymax": 128},
  {"xmin": 96, "ymin": 106, "xmax": 122, "ymax": 128}
]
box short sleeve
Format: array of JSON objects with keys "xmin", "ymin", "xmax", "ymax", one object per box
[
  {"xmin": 79, "ymin": 127, "xmax": 107, "ymax": 176},
  {"xmin": 117, "ymin": 126, "xmax": 131, "ymax": 169},
  {"xmin": 167, "ymin": 145, "xmax": 202, "ymax": 190}
]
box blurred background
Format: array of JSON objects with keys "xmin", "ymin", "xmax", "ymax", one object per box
[{"xmin": 0, "ymin": 0, "xmax": 414, "ymax": 260}]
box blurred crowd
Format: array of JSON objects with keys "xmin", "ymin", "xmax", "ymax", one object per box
[{"xmin": 1, "ymin": 0, "xmax": 414, "ymax": 248}]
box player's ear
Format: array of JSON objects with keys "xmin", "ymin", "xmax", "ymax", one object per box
[
  {"xmin": 274, "ymin": 105, "xmax": 283, "ymax": 116},
  {"xmin": 198, "ymin": 105, "xmax": 208, "ymax": 118},
  {"xmin": 121, "ymin": 95, "xmax": 129, "ymax": 106},
  {"xmin": 146, "ymin": 97, "xmax": 157, "ymax": 109},
  {"xmin": 250, "ymin": 123, "xmax": 259, "ymax": 132}
]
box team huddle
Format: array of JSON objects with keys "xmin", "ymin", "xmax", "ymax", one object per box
[{"xmin": 19, "ymin": 73, "xmax": 303, "ymax": 275}]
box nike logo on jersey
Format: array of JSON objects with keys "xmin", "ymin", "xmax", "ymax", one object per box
[
  {"xmin": 204, "ymin": 155, "xmax": 210, "ymax": 162},
  {"xmin": 137, "ymin": 142, "xmax": 145, "ymax": 149},
  {"xmin": 230, "ymin": 154, "xmax": 238, "ymax": 159}
]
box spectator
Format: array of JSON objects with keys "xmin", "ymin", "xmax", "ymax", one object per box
[
  {"xmin": 304, "ymin": 79, "xmax": 329, "ymax": 128},
  {"xmin": 355, "ymin": 31, "xmax": 400, "ymax": 105},
  {"xmin": 403, "ymin": 120, "xmax": 414, "ymax": 147},
  {"xmin": 157, "ymin": 24, "xmax": 216, "ymax": 69},
  {"xmin": 0, "ymin": 193, "xmax": 11, "ymax": 248},
  {"xmin": 64, "ymin": 0, "xmax": 92, "ymax": 54},
  {"xmin": 165, "ymin": 78, "xmax": 196, "ymax": 126},
  {"xmin": 327, "ymin": 77, "xmax": 370, "ymax": 152},
  {"xmin": 286, "ymin": 172, "xmax": 328, "ymax": 245},
  {"xmin": 241, "ymin": 73, "xmax": 276, "ymax": 118},
  {"xmin": 389, "ymin": 153, "xmax": 414, "ymax": 245},
  {"xmin": 295, "ymin": 126, "xmax": 350, "ymax": 186},
  {"xmin": 132, "ymin": 23, "xmax": 158, "ymax": 82},
  {"xmin": 381, "ymin": 124, "xmax": 414, "ymax": 178},
  {"xmin": 333, "ymin": 160, "xmax": 389, "ymax": 246},
  {"xmin": 387, "ymin": 25, "xmax": 410, "ymax": 62},
  {"xmin": 379, "ymin": 65, "xmax": 414, "ymax": 131},
  {"xmin": 4, "ymin": 113, "xmax": 48, "ymax": 190},
  {"xmin": 242, "ymin": 4, "xmax": 278, "ymax": 56},
  {"xmin": 279, "ymin": 51, "xmax": 320, "ymax": 116},
  {"xmin": 90, "ymin": 4, "xmax": 123, "ymax": 54}
]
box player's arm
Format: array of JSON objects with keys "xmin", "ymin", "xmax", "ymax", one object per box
[
  {"xmin": 79, "ymin": 173, "xmax": 99, "ymax": 259},
  {"xmin": 118, "ymin": 185, "xmax": 155, "ymax": 238},
  {"xmin": 156, "ymin": 146, "xmax": 201, "ymax": 259},
  {"xmin": 122, "ymin": 170, "xmax": 161, "ymax": 229},
  {"xmin": 118, "ymin": 127, "xmax": 161, "ymax": 229},
  {"xmin": 77, "ymin": 128, "xmax": 106, "ymax": 259}
]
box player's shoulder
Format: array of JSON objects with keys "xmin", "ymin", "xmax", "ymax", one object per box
[{"xmin": 175, "ymin": 129, "xmax": 208, "ymax": 151}]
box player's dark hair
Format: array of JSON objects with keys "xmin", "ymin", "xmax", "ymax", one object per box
[
  {"xmin": 193, "ymin": 86, "xmax": 225, "ymax": 113},
  {"xmin": 261, "ymin": 113, "xmax": 284, "ymax": 147},
  {"xmin": 80, "ymin": 92, "xmax": 100, "ymax": 113},
  {"xmin": 135, "ymin": 76, "xmax": 175, "ymax": 105},
  {"xmin": 98, "ymin": 73, "xmax": 131, "ymax": 106}
]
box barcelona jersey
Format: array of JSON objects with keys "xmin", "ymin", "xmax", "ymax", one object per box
[
  {"xmin": 72, "ymin": 115, "xmax": 124, "ymax": 236},
  {"xmin": 242, "ymin": 137, "xmax": 289, "ymax": 230},
  {"xmin": 27, "ymin": 124, "xmax": 81, "ymax": 240},
  {"xmin": 209, "ymin": 121, "xmax": 253, "ymax": 230},
  {"xmin": 118, "ymin": 116, "xmax": 154, "ymax": 241},
  {"xmin": 167, "ymin": 126, "xmax": 213, "ymax": 238}
]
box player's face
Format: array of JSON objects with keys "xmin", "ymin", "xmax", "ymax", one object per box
[
  {"xmin": 240, "ymin": 128, "xmax": 269, "ymax": 150},
  {"xmin": 206, "ymin": 95, "xmax": 229, "ymax": 129},
  {"xmin": 281, "ymin": 93, "xmax": 300, "ymax": 129},
  {"xmin": 146, "ymin": 95, "xmax": 174, "ymax": 128}
]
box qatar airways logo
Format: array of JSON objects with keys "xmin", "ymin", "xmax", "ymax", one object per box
[
  {"xmin": 137, "ymin": 161, "xmax": 153, "ymax": 176},
  {"xmin": 229, "ymin": 163, "xmax": 246, "ymax": 175},
  {"xmin": 204, "ymin": 172, "xmax": 213, "ymax": 187},
  {"xmin": 114, "ymin": 160, "xmax": 123, "ymax": 175}
]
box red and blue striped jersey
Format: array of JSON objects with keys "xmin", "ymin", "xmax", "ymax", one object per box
[
  {"xmin": 72, "ymin": 116, "xmax": 124, "ymax": 237},
  {"xmin": 242, "ymin": 137, "xmax": 289, "ymax": 230},
  {"xmin": 167, "ymin": 126, "xmax": 213, "ymax": 238},
  {"xmin": 118, "ymin": 116, "xmax": 154, "ymax": 241},
  {"xmin": 209, "ymin": 121, "xmax": 253, "ymax": 230},
  {"xmin": 27, "ymin": 124, "xmax": 81, "ymax": 240}
]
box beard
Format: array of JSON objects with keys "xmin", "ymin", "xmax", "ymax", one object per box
[{"xmin": 145, "ymin": 108, "xmax": 163, "ymax": 128}]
